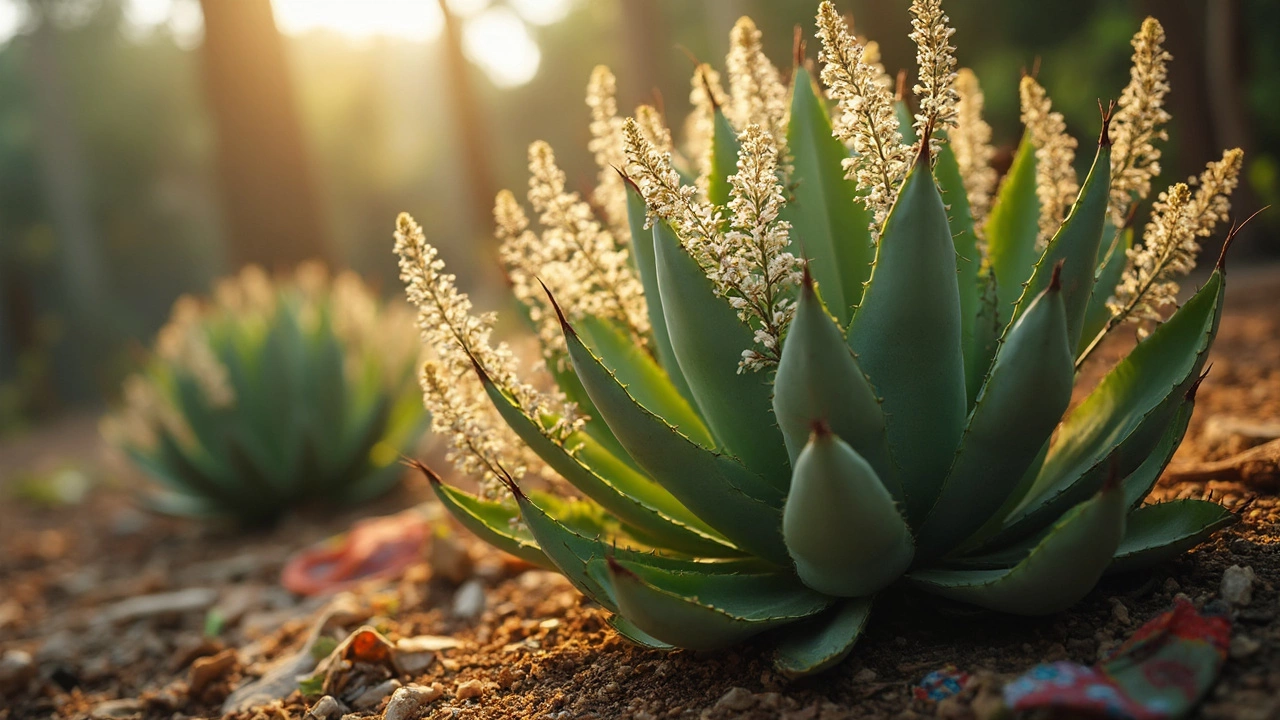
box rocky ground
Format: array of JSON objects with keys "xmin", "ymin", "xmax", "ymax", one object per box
[{"xmin": 1, "ymin": 266, "xmax": 1278, "ymax": 720}]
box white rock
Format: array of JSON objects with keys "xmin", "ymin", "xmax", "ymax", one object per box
[
  {"xmin": 305, "ymin": 695, "xmax": 348, "ymax": 720},
  {"xmin": 456, "ymin": 678, "xmax": 487, "ymax": 701},
  {"xmin": 352, "ymin": 679, "xmax": 401, "ymax": 709},
  {"xmin": 715, "ymin": 687, "xmax": 755, "ymax": 711},
  {"xmin": 452, "ymin": 580, "xmax": 486, "ymax": 619},
  {"xmin": 397, "ymin": 635, "xmax": 463, "ymax": 653},
  {"xmin": 1220, "ymin": 565, "xmax": 1256, "ymax": 606},
  {"xmin": 383, "ymin": 684, "xmax": 442, "ymax": 720},
  {"xmin": 1230, "ymin": 634, "xmax": 1262, "ymax": 659},
  {"xmin": 89, "ymin": 698, "xmax": 146, "ymax": 719},
  {"xmin": 0, "ymin": 650, "xmax": 35, "ymax": 693}
]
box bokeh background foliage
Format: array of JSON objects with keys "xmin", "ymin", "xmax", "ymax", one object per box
[{"xmin": 0, "ymin": 0, "xmax": 1275, "ymax": 432}]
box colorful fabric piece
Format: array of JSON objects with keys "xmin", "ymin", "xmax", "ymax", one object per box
[
  {"xmin": 1003, "ymin": 598, "xmax": 1231, "ymax": 719},
  {"xmin": 914, "ymin": 664, "xmax": 972, "ymax": 701}
]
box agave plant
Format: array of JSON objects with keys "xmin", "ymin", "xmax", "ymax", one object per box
[
  {"xmin": 104, "ymin": 263, "xmax": 428, "ymax": 526},
  {"xmin": 397, "ymin": 1, "xmax": 1245, "ymax": 676}
]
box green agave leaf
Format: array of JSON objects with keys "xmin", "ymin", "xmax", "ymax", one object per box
[
  {"xmin": 848, "ymin": 146, "xmax": 967, "ymax": 523},
  {"xmin": 772, "ymin": 273, "xmax": 895, "ymax": 494},
  {"xmin": 965, "ymin": 268, "xmax": 1001, "ymax": 408},
  {"xmin": 1122, "ymin": 396, "xmax": 1196, "ymax": 509},
  {"xmin": 772, "ymin": 597, "xmax": 873, "ymax": 679},
  {"xmin": 417, "ymin": 463, "xmax": 553, "ymax": 570},
  {"xmin": 576, "ymin": 315, "xmax": 712, "ymax": 447},
  {"xmin": 508, "ymin": 478, "xmax": 778, "ymax": 613},
  {"xmin": 653, "ymin": 219, "xmax": 790, "ymax": 484},
  {"xmin": 934, "ymin": 137, "xmax": 983, "ymax": 385},
  {"xmin": 784, "ymin": 67, "xmax": 874, "ymax": 321},
  {"xmin": 128, "ymin": 442, "xmax": 236, "ymax": 513},
  {"xmin": 1078, "ymin": 226, "xmax": 1133, "ymax": 358},
  {"xmin": 546, "ymin": 359, "xmax": 635, "ymax": 467},
  {"xmin": 910, "ymin": 479, "xmax": 1126, "ymax": 615},
  {"xmin": 707, "ymin": 107, "xmax": 740, "ymax": 208},
  {"xmin": 557, "ymin": 296, "xmax": 789, "ymax": 563},
  {"xmin": 144, "ymin": 490, "xmax": 223, "ymax": 519},
  {"xmin": 474, "ymin": 361, "xmax": 736, "ymax": 557},
  {"xmin": 623, "ymin": 179, "xmax": 694, "ymax": 403},
  {"xmin": 984, "ymin": 132, "xmax": 1040, "ymax": 328},
  {"xmin": 593, "ymin": 556, "xmax": 831, "ymax": 651},
  {"xmin": 1009, "ymin": 140, "xmax": 1111, "ymax": 349},
  {"xmin": 998, "ymin": 271, "xmax": 1224, "ymax": 542},
  {"xmin": 895, "ymin": 101, "xmax": 916, "ymax": 145},
  {"xmin": 1108, "ymin": 500, "xmax": 1236, "ymax": 575},
  {"xmin": 783, "ymin": 425, "xmax": 913, "ymax": 597},
  {"xmin": 916, "ymin": 269, "xmax": 1074, "ymax": 558},
  {"xmin": 608, "ymin": 615, "xmax": 674, "ymax": 650}
]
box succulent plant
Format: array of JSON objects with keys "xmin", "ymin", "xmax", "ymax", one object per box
[
  {"xmin": 104, "ymin": 263, "xmax": 428, "ymax": 526},
  {"xmin": 396, "ymin": 1, "xmax": 1246, "ymax": 676}
]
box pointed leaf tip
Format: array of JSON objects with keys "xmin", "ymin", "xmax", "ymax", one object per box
[
  {"xmin": 1048, "ymin": 259, "xmax": 1064, "ymax": 291},
  {"xmin": 1218, "ymin": 206, "xmax": 1268, "ymax": 272},
  {"xmin": 539, "ymin": 280, "xmax": 577, "ymax": 336},
  {"xmin": 915, "ymin": 122, "xmax": 933, "ymax": 166},
  {"xmin": 614, "ymin": 166, "xmax": 640, "ymax": 193},
  {"xmin": 793, "ymin": 25, "xmax": 805, "ymax": 68},
  {"xmin": 699, "ymin": 67, "xmax": 721, "ymax": 111},
  {"xmin": 895, "ymin": 69, "xmax": 908, "ymax": 102},
  {"xmin": 1098, "ymin": 99, "xmax": 1115, "ymax": 147},
  {"xmin": 495, "ymin": 465, "xmax": 527, "ymax": 499},
  {"xmin": 1187, "ymin": 365, "xmax": 1212, "ymax": 401},
  {"xmin": 809, "ymin": 418, "xmax": 832, "ymax": 439},
  {"xmin": 605, "ymin": 554, "xmax": 633, "ymax": 578},
  {"xmin": 408, "ymin": 458, "xmax": 444, "ymax": 486},
  {"xmin": 1102, "ymin": 458, "xmax": 1121, "ymax": 492}
]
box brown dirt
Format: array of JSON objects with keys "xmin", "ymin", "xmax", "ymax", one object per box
[{"xmin": 2, "ymin": 266, "xmax": 1278, "ymax": 720}]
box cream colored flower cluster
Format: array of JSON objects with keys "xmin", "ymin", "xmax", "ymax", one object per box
[
  {"xmin": 815, "ymin": 1, "xmax": 910, "ymax": 230},
  {"xmin": 395, "ymin": 213, "xmax": 574, "ymax": 495},
  {"xmin": 1019, "ymin": 76, "xmax": 1078, "ymax": 251},
  {"xmin": 716, "ymin": 124, "xmax": 801, "ymax": 372}
]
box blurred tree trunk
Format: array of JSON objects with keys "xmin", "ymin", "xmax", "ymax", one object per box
[
  {"xmin": 1204, "ymin": 0, "xmax": 1259, "ymax": 255},
  {"xmin": 619, "ymin": 0, "xmax": 662, "ymax": 110},
  {"xmin": 436, "ymin": 0, "xmax": 497, "ymax": 245},
  {"xmin": 26, "ymin": 3, "xmax": 107, "ymax": 403},
  {"xmin": 198, "ymin": 0, "xmax": 331, "ymax": 270}
]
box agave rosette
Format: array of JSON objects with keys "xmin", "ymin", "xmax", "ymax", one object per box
[
  {"xmin": 399, "ymin": 1, "xmax": 1242, "ymax": 676},
  {"xmin": 105, "ymin": 263, "xmax": 428, "ymax": 526}
]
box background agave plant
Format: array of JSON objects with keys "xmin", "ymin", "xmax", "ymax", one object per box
[
  {"xmin": 397, "ymin": 0, "xmax": 1245, "ymax": 677},
  {"xmin": 104, "ymin": 263, "xmax": 427, "ymax": 526}
]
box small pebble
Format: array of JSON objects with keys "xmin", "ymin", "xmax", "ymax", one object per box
[
  {"xmin": 304, "ymin": 695, "xmax": 347, "ymax": 720},
  {"xmin": 89, "ymin": 698, "xmax": 146, "ymax": 719},
  {"xmin": 1230, "ymin": 635, "xmax": 1262, "ymax": 659},
  {"xmin": 456, "ymin": 678, "xmax": 486, "ymax": 701},
  {"xmin": 1110, "ymin": 598, "xmax": 1131, "ymax": 626},
  {"xmin": 383, "ymin": 684, "xmax": 439, "ymax": 720},
  {"xmin": 188, "ymin": 648, "xmax": 238, "ymax": 695},
  {"xmin": 715, "ymin": 687, "xmax": 755, "ymax": 711},
  {"xmin": 0, "ymin": 650, "xmax": 35, "ymax": 693},
  {"xmin": 452, "ymin": 580, "xmax": 486, "ymax": 619},
  {"xmin": 1220, "ymin": 565, "xmax": 1256, "ymax": 606},
  {"xmin": 352, "ymin": 679, "xmax": 401, "ymax": 710},
  {"xmin": 853, "ymin": 668, "xmax": 877, "ymax": 683}
]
